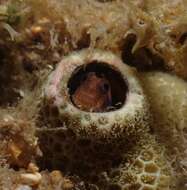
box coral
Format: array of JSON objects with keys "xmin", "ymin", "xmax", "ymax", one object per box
[
  {"xmin": 36, "ymin": 51, "xmax": 173, "ymax": 190},
  {"xmin": 37, "ymin": 127, "xmax": 172, "ymax": 190},
  {"xmin": 109, "ymin": 136, "xmax": 172, "ymax": 190},
  {"xmin": 145, "ymin": 0, "xmax": 187, "ymax": 78},
  {"xmin": 140, "ymin": 71, "xmax": 187, "ymax": 184},
  {"xmin": 140, "ymin": 72, "xmax": 187, "ymax": 142},
  {"xmin": 1, "ymin": 0, "xmax": 187, "ymax": 77},
  {"xmin": 42, "ymin": 49, "xmax": 150, "ymax": 140}
]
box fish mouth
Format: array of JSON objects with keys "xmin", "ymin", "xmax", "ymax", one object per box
[{"xmin": 68, "ymin": 61, "xmax": 128, "ymax": 112}]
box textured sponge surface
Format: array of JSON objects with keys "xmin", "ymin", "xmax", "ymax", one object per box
[{"xmin": 140, "ymin": 72, "xmax": 187, "ymax": 143}]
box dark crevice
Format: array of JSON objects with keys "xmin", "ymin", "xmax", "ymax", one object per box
[
  {"xmin": 121, "ymin": 34, "xmax": 166, "ymax": 71},
  {"xmin": 170, "ymin": 31, "xmax": 187, "ymax": 45},
  {"xmin": 76, "ymin": 29, "xmax": 91, "ymax": 50},
  {"xmin": 22, "ymin": 59, "xmax": 39, "ymax": 73},
  {"xmin": 121, "ymin": 33, "xmax": 137, "ymax": 67},
  {"xmin": 108, "ymin": 184, "xmax": 122, "ymax": 190},
  {"xmin": 0, "ymin": 47, "xmax": 23, "ymax": 107},
  {"xmin": 179, "ymin": 32, "xmax": 187, "ymax": 45}
]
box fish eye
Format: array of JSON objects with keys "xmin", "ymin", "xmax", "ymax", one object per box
[{"xmin": 101, "ymin": 83, "xmax": 110, "ymax": 93}]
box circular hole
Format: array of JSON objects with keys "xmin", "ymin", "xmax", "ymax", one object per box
[
  {"xmin": 68, "ymin": 61, "xmax": 128, "ymax": 112},
  {"xmin": 138, "ymin": 20, "xmax": 145, "ymax": 25}
]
